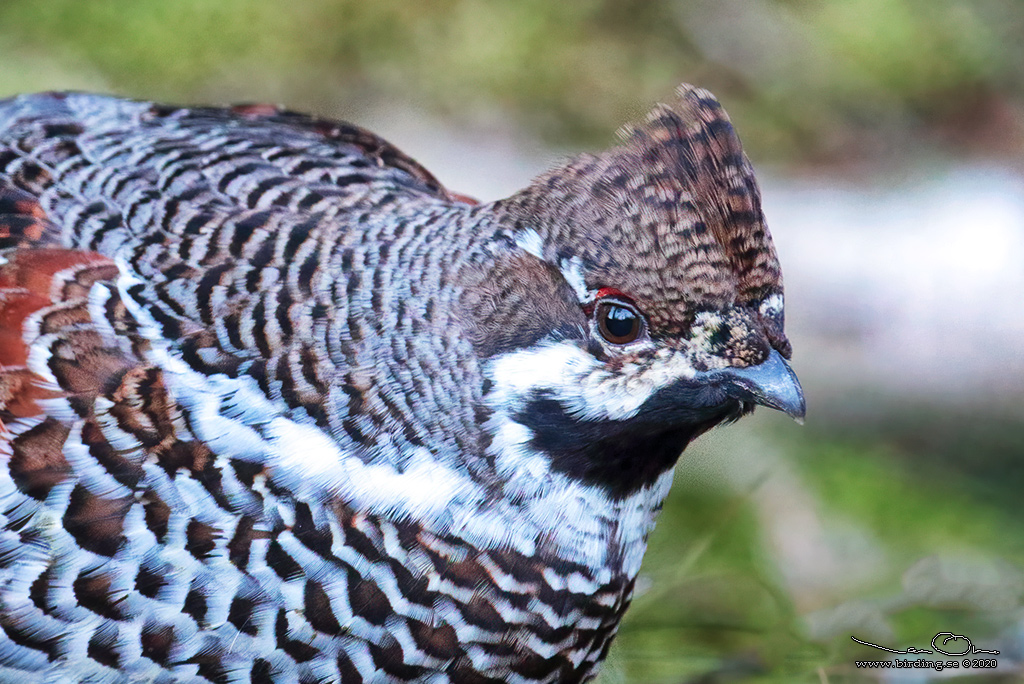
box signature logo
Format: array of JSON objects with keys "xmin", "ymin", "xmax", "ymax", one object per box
[{"xmin": 852, "ymin": 633, "xmax": 1000, "ymax": 657}]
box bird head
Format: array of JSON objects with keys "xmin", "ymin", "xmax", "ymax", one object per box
[{"xmin": 460, "ymin": 85, "xmax": 804, "ymax": 499}]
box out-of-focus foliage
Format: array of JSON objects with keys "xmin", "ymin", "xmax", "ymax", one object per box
[
  {"xmin": 607, "ymin": 409, "xmax": 1024, "ymax": 683},
  {"xmin": 2, "ymin": 0, "xmax": 1024, "ymax": 164}
]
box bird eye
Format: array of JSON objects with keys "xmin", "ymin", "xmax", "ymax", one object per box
[{"xmin": 596, "ymin": 301, "xmax": 643, "ymax": 345}]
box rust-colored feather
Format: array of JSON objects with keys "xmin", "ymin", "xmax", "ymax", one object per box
[{"xmin": 0, "ymin": 249, "xmax": 120, "ymax": 427}]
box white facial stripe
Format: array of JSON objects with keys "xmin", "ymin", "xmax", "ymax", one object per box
[
  {"xmin": 513, "ymin": 227, "xmax": 545, "ymax": 260},
  {"xmin": 487, "ymin": 340, "xmax": 699, "ymax": 422},
  {"xmin": 557, "ymin": 256, "xmax": 596, "ymax": 303},
  {"xmin": 759, "ymin": 293, "xmax": 783, "ymax": 318},
  {"xmin": 511, "ymin": 228, "xmax": 597, "ymax": 304}
]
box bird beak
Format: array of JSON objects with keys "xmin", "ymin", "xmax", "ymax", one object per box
[{"xmin": 711, "ymin": 349, "xmax": 806, "ymax": 422}]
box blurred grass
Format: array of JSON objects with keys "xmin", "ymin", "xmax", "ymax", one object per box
[
  {"xmin": 608, "ymin": 410, "xmax": 1024, "ymax": 682},
  {"xmin": 607, "ymin": 456, "xmax": 820, "ymax": 683}
]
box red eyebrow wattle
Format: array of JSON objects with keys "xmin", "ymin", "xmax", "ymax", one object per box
[
  {"xmin": 595, "ymin": 287, "xmax": 628, "ymax": 301},
  {"xmin": 582, "ymin": 287, "xmax": 633, "ymax": 316}
]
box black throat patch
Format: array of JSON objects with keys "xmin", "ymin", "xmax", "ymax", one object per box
[{"xmin": 513, "ymin": 385, "xmax": 750, "ymax": 498}]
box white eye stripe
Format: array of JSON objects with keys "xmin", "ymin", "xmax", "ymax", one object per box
[
  {"xmin": 486, "ymin": 339, "xmax": 696, "ymax": 422},
  {"xmin": 512, "ymin": 227, "xmax": 598, "ymax": 304},
  {"xmin": 557, "ymin": 256, "xmax": 596, "ymax": 303},
  {"xmin": 512, "ymin": 227, "xmax": 545, "ymax": 259}
]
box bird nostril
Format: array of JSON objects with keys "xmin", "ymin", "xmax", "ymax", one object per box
[{"xmin": 707, "ymin": 323, "xmax": 732, "ymax": 349}]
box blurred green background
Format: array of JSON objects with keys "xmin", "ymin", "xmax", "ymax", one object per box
[
  {"xmin": 2, "ymin": 1, "xmax": 1022, "ymax": 682},
  {"xmin": 5, "ymin": 0, "xmax": 1024, "ymax": 165}
]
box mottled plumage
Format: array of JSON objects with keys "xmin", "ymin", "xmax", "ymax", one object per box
[{"xmin": 0, "ymin": 86, "xmax": 803, "ymax": 683}]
